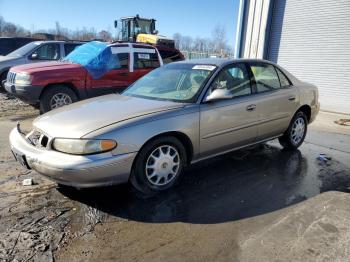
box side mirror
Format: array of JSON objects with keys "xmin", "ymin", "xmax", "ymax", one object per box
[
  {"xmin": 30, "ymin": 53, "xmax": 38, "ymax": 60},
  {"xmin": 114, "ymin": 20, "xmax": 118, "ymax": 28},
  {"xmin": 205, "ymin": 88, "xmax": 232, "ymax": 102}
]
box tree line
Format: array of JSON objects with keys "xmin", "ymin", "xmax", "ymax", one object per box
[
  {"xmin": 173, "ymin": 24, "xmax": 233, "ymax": 55},
  {"xmin": 0, "ymin": 16, "xmax": 114, "ymax": 41},
  {"xmin": 0, "ymin": 16, "xmax": 233, "ymax": 55}
]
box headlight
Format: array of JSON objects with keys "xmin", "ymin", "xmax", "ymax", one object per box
[
  {"xmin": 15, "ymin": 72, "xmax": 31, "ymax": 85},
  {"xmin": 52, "ymin": 138, "xmax": 117, "ymax": 155}
]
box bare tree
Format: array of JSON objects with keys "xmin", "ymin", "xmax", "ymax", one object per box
[
  {"xmin": 0, "ymin": 16, "xmax": 4, "ymax": 36},
  {"xmin": 172, "ymin": 23, "xmax": 233, "ymax": 56},
  {"xmin": 173, "ymin": 33, "xmax": 182, "ymax": 49},
  {"xmin": 3, "ymin": 22, "xmax": 17, "ymax": 37},
  {"xmin": 55, "ymin": 21, "xmax": 61, "ymax": 39},
  {"xmin": 98, "ymin": 30, "xmax": 112, "ymax": 41},
  {"xmin": 211, "ymin": 23, "xmax": 227, "ymax": 53},
  {"xmin": 181, "ymin": 36, "xmax": 193, "ymax": 51}
]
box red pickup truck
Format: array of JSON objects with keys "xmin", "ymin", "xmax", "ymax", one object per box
[{"xmin": 4, "ymin": 42, "xmax": 184, "ymax": 112}]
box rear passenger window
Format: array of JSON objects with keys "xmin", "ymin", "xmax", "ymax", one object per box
[
  {"xmin": 276, "ymin": 67, "xmax": 292, "ymax": 87},
  {"xmin": 113, "ymin": 53, "xmax": 129, "ymax": 69},
  {"xmin": 134, "ymin": 52, "xmax": 160, "ymax": 69},
  {"xmin": 251, "ymin": 64, "xmax": 280, "ymax": 92}
]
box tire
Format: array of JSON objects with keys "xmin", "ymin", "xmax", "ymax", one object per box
[
  {"xmin": 279, "ymin": 111, "xmax": 308, "ymax": 150},
  {"xmin": 40, "ymin": 85, "xmax": 78, "ymax": 113},
  {"xmin": 0, "ymin": 71, "xmax": 8, "ymax": 93},
  {"xmin": 130, "ymin": 136, "xmax": 187, "ymax": 194}
]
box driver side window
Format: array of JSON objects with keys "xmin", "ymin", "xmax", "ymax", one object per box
[
  {"xmin": 31, "ymin": 44, "xmax": 60, "ymax": 60},
  {"xmin": 209, "ymin": 63, "xmax": 252, "ymax": 98}
]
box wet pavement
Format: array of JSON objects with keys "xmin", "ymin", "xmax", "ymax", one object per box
[
  {"xmin": 58, "ymin": 142, "xmax": 350, "ymax": 224},
  {"xmin": 0, "ymin": 96, "xmax": 349, "ymax": 261}
]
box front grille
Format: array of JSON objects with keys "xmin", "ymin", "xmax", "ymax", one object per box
[
  {"xmin": 7, "ymin": 71, "xmax": 16, "ymax": 84},
  {"xmin": 27, "ymin": 130, "xmax": 50, "ymax": 149}
]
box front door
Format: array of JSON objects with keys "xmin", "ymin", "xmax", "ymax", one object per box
[{"xmin": 199, "ymin": 63, "xmax": 258, "ymax": 158}]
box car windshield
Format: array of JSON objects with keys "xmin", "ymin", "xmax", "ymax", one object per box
[
  {"xmin": 123, "ymin": 63, "xmax": 216, "ymax": 102},
  {"xmin": 7, "ymin": 42, "xmax": 41, "ymax": 57}
]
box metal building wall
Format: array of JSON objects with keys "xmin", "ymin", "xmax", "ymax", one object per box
[
  {"xmin": 239, "ymin": 0, "xmax": 272, "ymax": 59},
  {"xmin": 267, "ymin": 0, "xmax": 350, "ymax": 114}
]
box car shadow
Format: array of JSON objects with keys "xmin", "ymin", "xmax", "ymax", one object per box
[{"xmin": 58, "ymin": 144, "xmax": 350, "ymax": 224}]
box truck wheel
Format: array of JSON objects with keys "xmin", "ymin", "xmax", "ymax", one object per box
[
  {"xmin": 0, "ymin": 71, "xmax": 8, "ymax": 92},
  {"xmin": 130, "ymin": 136, "xmax": 187, "ymax": 195},
  {"xmin": 40, "ymin": 85, "xmax": 78, "ymax": 113},
  {"xmin": 279, "ymin": 111, "xmax": 308, "ymax": 150}
]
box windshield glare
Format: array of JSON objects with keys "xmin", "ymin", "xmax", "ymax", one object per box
[
  {"xmin": 7, "ymin": 42, "xmax": 41, "ymax": 57},
  {"xmin": 123, "ymin": 64, "xmax": 216, "ymax": 102}
]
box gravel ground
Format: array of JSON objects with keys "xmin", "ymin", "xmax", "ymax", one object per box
[{"xmin": 0, "ymin": 93, "xmax": 38, "ymax": 119}]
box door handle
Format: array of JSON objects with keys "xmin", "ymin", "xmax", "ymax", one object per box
[
  {"xmin": 118, "ymin": 72, "xmax": 129, "ymax": 76},
  {"xmin": 288, "ymin": 96, "xmax": 296, "ymax": 101},
  {"xmin": 246, "ymin": 104, "xmax": 256, "ymax": 111}
]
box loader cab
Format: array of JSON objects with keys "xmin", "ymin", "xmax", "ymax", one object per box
[{"xmin": 120, "ymin": 15, "xmax": 156, "ymax": 42}]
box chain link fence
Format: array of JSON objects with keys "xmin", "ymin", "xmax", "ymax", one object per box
[{"xmin": 181, "ymin": 50, "xmax": 235, "ymax": 60}]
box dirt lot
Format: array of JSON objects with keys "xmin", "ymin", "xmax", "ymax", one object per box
[{"xmin": 0, "ymin": 93, "xmax": 350, "ymax": 262}]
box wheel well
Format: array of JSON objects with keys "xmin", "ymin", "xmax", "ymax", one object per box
[
  {"xmin": 143, "ymin": 132, "xmax": 194, "ymax": 164},
  {"xmin": 0, "ymin": 69, "xmax": 9, "ymax": 80},
  {"xmin": 39, "ymin": 83, "xmax": 79, "ymax": 100},
  {"xmin": 297, "ymin": 105, "xmax": 311, "ymax": 122}
]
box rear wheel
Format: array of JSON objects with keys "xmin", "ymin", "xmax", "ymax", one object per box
[
  {"xmin": 279, "ymin": 111, "xmax": 308, "ymax": 149},
  {"xmin": 40, "ymin": 85, "xmax": 78, "ymax": 113},
  {"xmin": 130, "ymin": 136, "xmax": 187, "ymax": 194}
]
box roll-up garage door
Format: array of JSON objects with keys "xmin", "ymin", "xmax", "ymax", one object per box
[{"xmin": 267, "ymin": 0, "xmax": 350, "ymax": 114}]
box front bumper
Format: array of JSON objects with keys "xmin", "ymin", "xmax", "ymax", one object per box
[
  {"xmin": 9, "ymin": 127, "xmax": 137, "ymax": 188},
  {"xmin": 4, "ymin": 81, "xmax": 43, "ymax": 105}
]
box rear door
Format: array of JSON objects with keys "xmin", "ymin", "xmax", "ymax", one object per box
[
  {"xmin": 199, "ymin": 63, "xmax": 258, "ymax": 158},
  {"xmin": 249, "ymin": 62, "xmax": 299, "ymax": 140},
  {"xmin": 88, "ymin": 49, "xmax": 130, "ymax": 96}
]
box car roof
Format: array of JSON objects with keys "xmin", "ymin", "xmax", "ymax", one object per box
[
  {"xmin": 175, "ymin": 58, "xmax": 277, "ymax": 67},
  {"xmin": 108, "ymin": 42, "xmax": 155, "ymax": 48},
  {"xmin": 32, "ymin": 40, "xmax": 84, "ymax": 44}
]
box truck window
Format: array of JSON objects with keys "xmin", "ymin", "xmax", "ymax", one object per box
[
  {"xmin": 133, "ymin": 52, "xmax": 160, "ymax": 69},
  {"xmin": 113, "ymin": 53, "xmax": 129, "ymax": 69}
]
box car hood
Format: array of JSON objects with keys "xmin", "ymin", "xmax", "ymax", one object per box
[
  {"xmin": 0, "ymin": 55, "xmax": 16, "ymax": 62},
  {"xmin": 11, "ymin": 61, "xmax": 83, "ymax": 74},
  {"xmin": 33, "ymin": 94, "xmax": 185, "ymax": 138},
  {"xmin": 0, "ymin": 55, "xmax": 20, "ymax": 68}
]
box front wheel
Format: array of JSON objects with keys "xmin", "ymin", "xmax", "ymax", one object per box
[
  {"xmin": 279, "ymin": 111, "xmax": 308, "ymax": 150},
  {"xmin": 130, "ymin": 136, "xmax": 187, "ymax": 194},
  {"xmin": 40, "ymin": 85, "xmax": 78, "ymax": 113}
]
